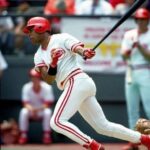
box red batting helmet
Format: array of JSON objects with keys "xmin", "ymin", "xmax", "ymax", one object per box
[
  {"xmin": 134, "ymin": 8, "xmax": 150, "ymax": 19},
  {"xmin": 29, "ymin": 68, "xmax": 41, "ymax": 78},
  {"xmin": 23, "ymin": 17, "xmax": 51, "ymax": 34},
  {"xmin": 0, "ymin": 0, "xmax": 9, "ymax": 7}
]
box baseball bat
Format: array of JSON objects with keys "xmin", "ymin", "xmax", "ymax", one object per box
[{"xmin": 92, "ymin": 0, "xmax": 146, "ymax": 50}]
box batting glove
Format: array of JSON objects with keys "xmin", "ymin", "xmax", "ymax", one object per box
[
  {"xmin": 83, "ymin": 48, "xmax": 95, "ymax": 59},
  {"xmin": 50, "ymin": 48, "xmax": 64, "ymax": 67}
]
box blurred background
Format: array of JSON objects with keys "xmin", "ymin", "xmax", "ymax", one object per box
[{"xmin": 0, "ymin": 0, "xmax": 150, "ymax": 147}]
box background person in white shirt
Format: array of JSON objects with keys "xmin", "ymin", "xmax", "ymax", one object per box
[
  {"xmin": 121, "ymin": 8, "xmax": 150, "ymax": 150},
  {"xmin": 18, "ymin": 68, "xmax": 55, "ymax": 144}
]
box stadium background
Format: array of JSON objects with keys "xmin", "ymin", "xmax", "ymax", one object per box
[{"xmin": 0, "ymin": 0, "xmax": 149, "ymax": 148}]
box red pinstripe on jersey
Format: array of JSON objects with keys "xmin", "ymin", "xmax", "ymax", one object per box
[{"xmin": 54, "ymin": 71, "xmax": 90, "ymax": 144}]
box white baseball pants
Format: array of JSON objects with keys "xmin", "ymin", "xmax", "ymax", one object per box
[
  {"xmin": 19, "ymin": 108, "xmax": 52, "ymax": 132},
  {"xmin": 50, "ymin": 72, "xmax": 141, "ymax": 146}
]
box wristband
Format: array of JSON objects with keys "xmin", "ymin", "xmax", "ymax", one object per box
[{"xmin": 47, "ymin": 65, "xmax": 57, "ymax": 75}]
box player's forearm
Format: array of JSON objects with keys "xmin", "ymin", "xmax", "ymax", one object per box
[
  {"xmin": 74, "ymin": 46, "xmax": 84, "ymax": 56},
  {"xmin": 138, "ymin": 45, "xmax": 150, "ymax": 61},
  {"xmin": 42, "ymin": 72, "xmax": 56, "ymax": 85},
  {"xmin": 24, "ymin": 104, "xmax": 33, "ymax": 111},
  {"xmin": 121, "ymin": 54, "xmax": 130, "ymax": 61},
  {"xmin": 40, "ymin": 49, "xmax": 63, "ymax": 84},
  {"xmin": 121, "ymin": 50, "xmax": 131, "ymax": 60},
  {"xmin": 37, "ymin": 104, "xmax": 49, "ymax": 111},
  {"xmin": 40, "ymin": 67, "xmax": 55, "ymax": 84}
]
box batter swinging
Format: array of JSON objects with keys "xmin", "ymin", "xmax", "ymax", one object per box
[{"xmin": 23, "ymin": 16, "xmax": 150, "ymax": 150}]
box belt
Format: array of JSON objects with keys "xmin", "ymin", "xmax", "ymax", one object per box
[
  {"xmin": 60, "ymin": 68, "xmax": 83, "ymax": 87},
  {"xmin": 130, "ymin": 64, "xmax": 150, "ymax": 70}
]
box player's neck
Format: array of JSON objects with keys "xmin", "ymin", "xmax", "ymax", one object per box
[
  {"xmin": 138, "ymin": 27, "xmax": 148, "ymax": 34},
  {"xmin": 33, "ymin": 84, "xmax": 41, "ymax": 93},
  {"xmin": 41, "ymin": 36, "xmax": 51, "ymax": 50}
]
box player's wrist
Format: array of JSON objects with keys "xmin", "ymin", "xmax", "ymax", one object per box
[
  {"xmin": 82, "ymin": 50, "xmax": 87, "ymax": 57},
  {"xmin": 47, "ymin": 65, "xmax": 57, "ymax": 75},
  {"xmin": 83, "ymin": 48, "xmax": 95, "ymax": 59},
  {"xmin": 50, "ymin": 60, "xmax": 57, "ymax": 68}
]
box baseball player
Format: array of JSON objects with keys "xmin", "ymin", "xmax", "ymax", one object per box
[
  {"xmin": 23, "ymin": 16, "xmax": 150, "ymax": 150},
  {"xmin": 121, "ymin": 8, "xmax": 150, "ymax": 150},
  {"xmin": 18, "ymin": 68, "xmax": 55, "ymax": 144}
]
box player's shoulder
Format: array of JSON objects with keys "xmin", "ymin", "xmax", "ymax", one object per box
[
  {"xmin": 125, "ymin": 28, "xmax": 137, "ymax": 34},
  {"xmin": 124, "ymin": 28, "xmax": 137, "ymax": 38},
  {"xmin": 22, "ymin": 82, "xmax": 32, "ymax": 91},
  {"xmin": 51, "ymin": 33, "xmax": 73, "ymax": 44},
  {"xmin": 34, "ymin": 46, "xmax": 42, "ymax": 57},
  {"xmin": 41, "ymin": 81, "xmax": 52, "ymax": 90},
  {"xmin": 52, "ymin": 33, "xmax": 71, "ymax": 39},
  {"xmin": 34, "ymin": 45, "xmax": 44, "ymax": 62},
  {"xmin": 36, "ymin": 46, "xmax": 43, "ymax": 53}
]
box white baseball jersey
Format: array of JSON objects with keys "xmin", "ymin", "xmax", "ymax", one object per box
[
  {"xmin": 34, "ymin": 33, "xmax": 84, "ymax": 90},
  {"xmin": 33, "ymin": 33, "xmax": 143, "ymax": 147},
  {"xmin": 121, "ymin": 28, "xmax": 150, "ymax": 66},
  {"xmin": 22, "ymin": 81, "xmax": 54, "ymax": 108},
  {"xmin": 121, "ymin": 28, "xmax": 150, "ymax": 130}
]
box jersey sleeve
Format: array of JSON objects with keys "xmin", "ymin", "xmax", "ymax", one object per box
[
  {"xmin": 43, "ymin": 84, "xmax": 55, "ymax": 105},
  {"xmin": 34, "ymin": 51, "xmax": 46, "ymax": 72},
  {"xmin": 63, "ymin": 33, "xmax": 84, "ymax": 52},
  {"xmin": 22, "ymin": 85, "xmax": 30, "ymax": 104}
]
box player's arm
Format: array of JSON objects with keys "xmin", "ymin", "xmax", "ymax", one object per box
[
  {"xmin": 74, "ymin": 45, "xmax": 95, "ymax": 59},
  {"xmin": 36, "ymin": 102, "xmax": 53, "ymax": 111},
  {"xmin": 38, "ymin": 49, "xmax": 63, "ymax": 84},
  {"xmin": 22, "ymin": 86, "xmax": 35, "ymax": 112},
  {"xmin": 23, "ymin": 102, "xmax": 34, "ymax": 111},
  {"xmin": 120, "ymin": 35, "xmax": 132, "ymax": 60},
  {"xmin": 35, "ymin": 104, "xmax": 49, "ymax": 111},
  {"xmin": 38, "ymin": 85, "xmax": 55, "ymax": 111},
  {"xmin": 34, "ymin": 53, "xmax": 55, "ymax": 84},
  {"xmin": 136, "ymin": 43, "xmax": 150, "ymax": 61},
  {"xmin": 39, "ymin": 66, "xmax": 56, "ymax": 85},
  {"xmin": 121, "ymin": 50, "xmax": 131, "ymax": 60}
]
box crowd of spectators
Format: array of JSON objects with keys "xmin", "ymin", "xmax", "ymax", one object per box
[{"xmin": 0, "ymin": 0, "xmax": 149, "ymax": 56}]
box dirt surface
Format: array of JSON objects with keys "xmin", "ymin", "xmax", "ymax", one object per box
[{"xmin": 1, "ymin": 143, "xmax": 147, "ymax": 150}]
